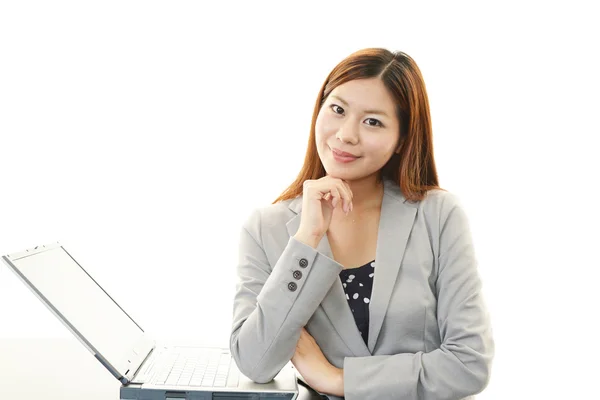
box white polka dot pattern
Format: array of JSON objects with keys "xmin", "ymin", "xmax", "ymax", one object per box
[{"xmin": 339, "ymin": 259, "xmax": 375, "ymax": 346}]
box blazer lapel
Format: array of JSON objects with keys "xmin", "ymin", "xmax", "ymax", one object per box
[
  {"xmin": 285, "ymin": 178, "xmax": 417, "ymax": 356},
  {"xmin": 367, "ymin": 181, "xmax": 417, "ymax": 353}
]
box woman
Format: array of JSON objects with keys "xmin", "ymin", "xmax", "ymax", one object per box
[{"xmin": 229, "ymin": 48, "xmax": 494, "ymax": 400}]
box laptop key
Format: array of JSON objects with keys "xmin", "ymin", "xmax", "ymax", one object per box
[{"xmin": 154, "ymin": 348, "xmax": 234, "ymax": 387}]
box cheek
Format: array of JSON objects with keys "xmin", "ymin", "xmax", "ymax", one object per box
[
  {"xmin": 364, "ymin": 136, "xmax": 396, "ymax": 155},
  {"xmin": 315, "ymin": 113, "xmax": 336, "ymax": 137}
]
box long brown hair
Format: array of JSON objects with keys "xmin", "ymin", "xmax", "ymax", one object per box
[{"xmin": 272, "ymin": 48, "xmax": 444, "ymax": 205}]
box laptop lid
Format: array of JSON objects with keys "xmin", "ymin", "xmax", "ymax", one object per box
[{"xmin": 1, "ymin": 242, "xmax": 155, "ymax": 384}]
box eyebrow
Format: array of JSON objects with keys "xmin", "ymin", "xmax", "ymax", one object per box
[{"xmin": 329, "ymin": 94, "xmax": 391, "ymax": 118}]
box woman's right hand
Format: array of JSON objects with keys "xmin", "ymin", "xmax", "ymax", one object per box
[{"xmin": 295, "ymin": 176, "xmax": 354, "ymax": 241}]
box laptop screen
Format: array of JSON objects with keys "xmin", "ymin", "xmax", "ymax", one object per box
[{"xmin": 4, "ymin": 244, "xmax": 145, "ymax": 374}]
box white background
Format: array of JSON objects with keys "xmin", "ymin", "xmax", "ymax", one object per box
[{"xmin": 1, "ymin": 1, "xmax": 598, "ymax": 398}]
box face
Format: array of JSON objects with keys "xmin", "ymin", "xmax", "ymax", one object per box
[{"xmin": 315, "ymin": 77, "xmax": 401, "ymax": 181}]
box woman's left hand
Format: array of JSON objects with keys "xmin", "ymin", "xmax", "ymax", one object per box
[{"xmin": 291, "ymin": 327, "xmax": 344, "ymax": 397}]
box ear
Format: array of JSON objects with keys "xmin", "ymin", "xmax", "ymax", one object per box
[{"xmin": 394, "ymin": 139, "xmax": 404, "ymax": 154}]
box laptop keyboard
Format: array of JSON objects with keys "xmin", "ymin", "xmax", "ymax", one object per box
[{"xmin": 154, "ymin": 348, "xmax": 239, "ymax": 387}]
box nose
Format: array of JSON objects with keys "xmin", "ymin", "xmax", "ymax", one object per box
[{"xmin": 336, "ymin": 119, "xmax": 359, "ymax": 144}]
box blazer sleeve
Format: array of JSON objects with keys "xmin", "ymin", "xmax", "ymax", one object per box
[
  {"xmin": 342, "ymin": 194, "xmax": 495, "ymax": 400},
  {"xmin": 229, "ymin": 208, "xmax": 344, "ymax": 383}
]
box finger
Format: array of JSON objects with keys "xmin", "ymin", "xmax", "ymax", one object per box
[
  {"xmin": 336, "ymin": 182, "xmax": 353, "ymax": 214},
  {"xmin": 320, "ymin": 189, "xmax": 334, "ymax": 205},
  {"xmin": 307, "ymin": 181, "xmax": 329, "ymax": 202},
  {"xmin": 345, "ymin": 181, "xmax": 354, "ymax": 210},
  {"xmin": 331, "ymin": 187, "xmax": 341, "ymax": 208},
  {"xmin": 344, "ymin": 180, "xmax": 354, "ymax": 200}
]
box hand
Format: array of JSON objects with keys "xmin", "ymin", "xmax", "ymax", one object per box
[
  {"xmin": 296, "ymin": 176, "xmax": 354, "ymax": 240},
  {"xmin": 291, "ymin": 327, "xmax": 344, "ymax": 397}
]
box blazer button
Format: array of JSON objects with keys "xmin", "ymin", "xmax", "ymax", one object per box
[
  {"xmin": 293, "ymin": 270, "xmax": 302, "ymax": 280},
  {"xmin": 288, "ymin": 282, "xmax": 297, "ymax": 292},
  {"xmin": 299, "ymin": 258, "xmax": 308, "ymax": 268}
]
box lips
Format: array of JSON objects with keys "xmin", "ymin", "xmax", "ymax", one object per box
[{"xmin": 331, "ymin": 147, "xmax": 358, "ymax": 158}]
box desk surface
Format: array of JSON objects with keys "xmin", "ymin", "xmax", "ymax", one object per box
[{"xmin": 0, "ymin": 337, "xmax": 323, "ymax": 399}]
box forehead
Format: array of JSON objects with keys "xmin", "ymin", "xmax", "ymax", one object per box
[{"xmin": 329, "ymin": 78, "xmax": 396, "ymax": 113}]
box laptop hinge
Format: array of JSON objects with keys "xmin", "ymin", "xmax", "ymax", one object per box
[
  {"xmin": 95, "ymin": 352, "xmax": 125, "ymax": 383},
  {"xmin": 130, "ymin": 345, "xmax": 156, "ymax": 382},
  {"xmin": 124, "ymin": 333, "xmax": 156, "ymax": 383}
]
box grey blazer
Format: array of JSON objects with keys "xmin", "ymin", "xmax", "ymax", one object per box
[{"xmin": 230, "ymin": 177, "xmax": 494, "ymax": 400}]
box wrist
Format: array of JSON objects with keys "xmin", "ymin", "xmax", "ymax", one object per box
[
  {"xmin": 293, "ymin": 231, "xmax": 322, "ymax": 249},
  {"xmin": 330, "ymin": 366, "xmax": 344, "ymax": 397}
]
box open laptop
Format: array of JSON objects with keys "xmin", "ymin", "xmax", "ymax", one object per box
[{"xmin": 1, "ymin": 241, "xmax": 299, "ymax": 400}]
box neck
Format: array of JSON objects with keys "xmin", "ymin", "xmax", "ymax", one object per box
[{"xmin": 334, "ymin": 173, "xmax": 384, "ymax": 211}]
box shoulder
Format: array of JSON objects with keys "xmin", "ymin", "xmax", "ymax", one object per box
[
  {"xmin": 419, "ymin": 189, "xmax": 473, "ymax": 239},
  {"xmin": 241, "ymin": 197, "xmax": 298, "ymax": 235},
  {"xmin": 385, "ymin": 178, "xmax": 463, "ymax": 219},
  {"xmin": 419, "ymin": 188, "xmax": 467, "ymax": 225},
  {"xmin": 423, "ymin": 188, "xmax": 462, "ymax": 207}
]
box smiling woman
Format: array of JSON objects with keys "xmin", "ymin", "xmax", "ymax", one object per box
[
  {"xmin": 272, "ymin": 48, "xmax": 441, "ymax": 207},
  {"xmin": 230, "ymin": 48, "xmax": 494, "ymax": 400}
]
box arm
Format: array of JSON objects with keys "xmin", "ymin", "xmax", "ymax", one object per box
[
  {"xmin": 342, "ymin": 194, "xmax": 495, "ymax": 400},
  {"xmin": 229, "ymin": 208, "xmax": 343, "ymax": 383}
]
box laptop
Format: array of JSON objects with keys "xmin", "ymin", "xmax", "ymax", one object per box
[{"xmin": 1, "ymin": 242, "xmax": 299, "ymax": 400}]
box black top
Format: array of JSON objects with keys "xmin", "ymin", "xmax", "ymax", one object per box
[{"xmin": 339, "ymin": 259, "xmax": 376, "ymax": 346}]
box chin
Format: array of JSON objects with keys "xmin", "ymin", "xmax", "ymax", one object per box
[{"xmin": 324, "ymin": 166, "xmax": 358, "ymax": 179}]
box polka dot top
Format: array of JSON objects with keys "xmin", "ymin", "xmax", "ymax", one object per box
[{"xmin": 339, "ymin": 259, "xmax": 375, "ymax": 346}]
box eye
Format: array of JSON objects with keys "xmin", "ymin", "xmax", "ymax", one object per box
[
  {"xmin": 329, "ymin": 103, "xmax": 384, "ymax": 128},
  {"xmin": 330, "ymin": 104, "xmax": 344, "ymax": 115},
  {"xmin": 365, "ymin": 118, "xmax": 383, "ymax": 127}
]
